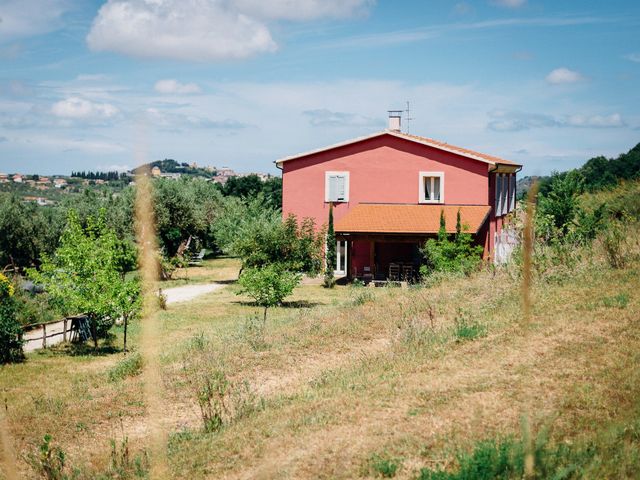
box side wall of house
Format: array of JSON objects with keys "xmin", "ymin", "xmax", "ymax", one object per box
[{"xmin": 281, "ymin": 134, "xmax": 489, "ymax": 230}]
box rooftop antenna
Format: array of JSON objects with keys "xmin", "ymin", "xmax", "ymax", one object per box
[{"xmin": 405, "ymin": 101, "xmax": 413, "ymax": 134}]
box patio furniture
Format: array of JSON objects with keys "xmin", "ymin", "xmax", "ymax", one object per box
[
  {"xmin": 388, "ymin": 263, "xmax": 400, "ymax": 281},
  {"xmin": 402, "ymin": 265, "xmax": 414, "ymax": 281}
]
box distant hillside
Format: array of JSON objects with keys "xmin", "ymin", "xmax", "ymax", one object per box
[
  {"xmin": 130, "ymin": 159, "xmax": 216, "ymax": 178},
  {"xmin": 518, "ymin": 142, "xmax": 640, "ymax": 197}
]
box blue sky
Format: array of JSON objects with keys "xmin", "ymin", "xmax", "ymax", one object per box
[{"xmin": 0, "ymin": 0, "xmax": 639, "ymax": 176}]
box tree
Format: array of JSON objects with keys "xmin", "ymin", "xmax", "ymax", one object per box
[
  {"xmin": 0, "ymin": 194, "xmax": 65, "ymax": 270},
  {"xmin": 537, "ymin": 171, "xmax": 583, "ymax": 238},
  {"xmin": 0, "ymin": 273, "xmax": 23, "ymax": 363},
  {"xmin": 213, "ymin": 195, "xmax": 323, "ymax": 274},
  {"xmin": 237, "ymin": 265, "xmax": 301, "ymax": 322},
  {"xmin": 29, "ymin": 210, "xmax": 141, "ymax": 350},
  {"xmin": 323, "ymin": 203, "xmax": 336, "ymax": 288}
]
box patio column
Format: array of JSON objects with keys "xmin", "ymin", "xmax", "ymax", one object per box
[{"xmin": 369, "ymin": 241, "xmax": 375, "ymax": 276}]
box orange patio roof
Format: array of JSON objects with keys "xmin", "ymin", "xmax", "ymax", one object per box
[{"xmin": 334, "ymin": 204, "xmax": 491, "ymax": 235}]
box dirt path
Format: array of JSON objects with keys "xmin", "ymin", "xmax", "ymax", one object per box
[{"xmin": 162, "ymin": 282, "xmax": 224, "ymax": 305}]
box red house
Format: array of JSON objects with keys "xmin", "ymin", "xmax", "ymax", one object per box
[{"xmin": 276, "ymin": 114, "xmax": 521, "ymax": 280}]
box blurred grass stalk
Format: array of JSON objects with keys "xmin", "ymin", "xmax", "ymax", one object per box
[
  {"xmin": 521, "ymin": 182, "xmax": 539, "ymax": 478},
  {"xmin": 135, "ymin": 148, "xmax": 169, "ymax": 478}
]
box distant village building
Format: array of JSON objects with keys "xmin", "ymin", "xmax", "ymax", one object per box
[
  {"xmin": 12, "ymin": 174, "xmax": 23, "ymax": 183},
  {"xmin": 0, "ymin": 173, "xmax": 8, "ymax": 183},
  {"xmin": 151, "ymin": 166, "xmax": 162, "ymax": 177},
  {"xmin": 160, "ymin": 172, "xmax": 182, "ymax": 180},
  {"xmin": 53, "ymin": 178, "xmax": 67, "ymax": 188}
]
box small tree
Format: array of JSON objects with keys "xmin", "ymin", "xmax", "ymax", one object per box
[
  {"xmin": 237, "ymin": 265, "xmax": 301, "ymax": 322},
  {"xmin": 29, "ymin": 210, "xmax": 141, "ymax": 350},
  {"xmin": 0, "ymin": 273, "xmax": 23, "ymax": 363},
  {"xmin": 323, "ymin": 203, "xmax": 336, "ymax": 288}
]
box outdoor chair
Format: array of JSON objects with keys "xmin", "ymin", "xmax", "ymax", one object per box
[
  {"xmin": 388, "ymin": 263, "xmax": 400, "ymax": 281},
  {"xmin": 189, "ymin": 249, "xmax": 206, "ymax": 266},
  {"xmin": 402, "ymin": 265, "xmax": 414, "ymax": 282}
]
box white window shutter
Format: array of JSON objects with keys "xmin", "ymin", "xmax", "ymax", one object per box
[
  {"xmin": 336, "ymin": 175, "xmax": 346, "ymax": 201},
  {"xmin": 510, "ymin": 175, "xmax": 516, "ymax": 212},
  {"xmin": 495, "ymin": 175, "xmax": 502, "ymax": 216}
]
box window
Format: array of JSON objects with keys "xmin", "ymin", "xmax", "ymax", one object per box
[
  {"xmin": 419, "ymin": 172, "xmax": 444, "ymax": 204},
  {"xmin": 325, "ymin": 171, "xmax": 349, "ymax": 202},
  {"xmin": 509, "ymin": 174, "xmax": 516, "ymax": 213},
  {"xmin": 335, "ymin": 240, "xmax": 347, "ymax": 275}
]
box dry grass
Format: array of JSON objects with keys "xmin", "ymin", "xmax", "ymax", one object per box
[{"xmin": 1, "ymin": 240, "xmax": 639, "ymax": 478}]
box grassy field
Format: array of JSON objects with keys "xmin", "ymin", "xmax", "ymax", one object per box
[{"xmin": 2, "ymin": 228, "xmax": 640, "ymax": 478}]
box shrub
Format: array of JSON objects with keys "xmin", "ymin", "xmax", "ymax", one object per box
[
  {"xmin": 108, "ymin": 353, "xmax": 143, "ymax": 382},
  {"xmin": 0, "ymin": 273, "xmax": 24, "ymax": 363}
]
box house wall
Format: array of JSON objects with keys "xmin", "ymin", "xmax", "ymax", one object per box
[{"xmin": 282, "ymin": 134, "xmax": 489, "ymax": 228}]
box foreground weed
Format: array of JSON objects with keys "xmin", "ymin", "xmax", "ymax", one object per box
[
  {"xmin": 453, "ymin": 309, "xmax": 486, "ymax": 342},
  {"xmin": 29, "ymin": 434, "xmax": 67, "ymax": 480},
  {"xmin": 180, "ymin": 334, "xmax": 261, "ymax": 433},
  {"xmin": 237, "ymin": 314, "xmax": 268, "ymax": 351},
  {"xmin": 107, "ymin": 352, "xmax": 143, "ymax": 382},
  {"xmin": 602, "ymin": 292, "xmax": 629, "ymax": 309},
  {"xmin": 368, "ymin": 453, "xmax": 401, "ymax": 478},
  {"xmin": 349, "ymin": 282, "xmax": 374, "ymax": 306}
]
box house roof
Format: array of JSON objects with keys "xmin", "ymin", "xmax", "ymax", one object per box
[
  {"xmin": 275, "ymin": 130, "xmax": 521, "ymax": 168},
  {"xmin": 334, "ymin": 204, "xmax": 491, "ymax": 235}
]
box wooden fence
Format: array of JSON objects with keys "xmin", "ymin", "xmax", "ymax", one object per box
[{"xmin": 21, "ymin": 315, "xmax": 88, "ymax": 351}]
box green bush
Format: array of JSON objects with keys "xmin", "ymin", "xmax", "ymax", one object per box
[
  {"xmin": 421, "ymin": 211, "xmax": 483, "ymax": 277},
  {"xmin": 0, "ymin": 273, "xmax": 24, "ymax": 363},
  {"xmin": 107, "ymin": 353, "xmax": 143, "ymax": 382}
]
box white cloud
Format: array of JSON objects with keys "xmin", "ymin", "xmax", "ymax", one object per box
[
  {"xmin": 86, "ymin": 0, "xmax": 277, "ymax": 61},
  {"xmin": 487, "ymin": 110, "xmax": 625, "ymax": 131},
  {"xmin": 76, "ymin": 74, "xmax": 111, "ymax": 82},
  {"xmin": 490, "ymin": 0, "xmax": 526, "ymax": 8},
  {"xmin": 624, "ymin": 53, "xmax": 640, "ymax": 63},
  {"xmin": 302, "ymin": 109, "xmax": 384, "ymax": 127},
  {"xmin": 86, "ymin": 0, "xmax": 374, "ymax": 62},
  {"xmin": 564, "ymin": 113, "xmax": 625, "ymax": 128},
  {"xmin": 0, "ymin": 0, "xmax": 68, "ymax": 40},
  {"xmin": 232, "ymin": 0, "xmax": 373, "ymax": 21},
  {"xmin": 145, "ymin": 108, "xmax": 248, "ymax": 131},
  {"xmin": 51, "ymin": 97, "xmax": 119, "ymax": 120},
  {"xmin": 546, "ymin": 67, "xmax": 584, "ymax": 85},
  {"xmin": 154, "ymin": 79, "xmax": 202, "ymax": 95},
  {"xmin": 97, "ymin": 164, "xmax": 131, "ymax": 172}
]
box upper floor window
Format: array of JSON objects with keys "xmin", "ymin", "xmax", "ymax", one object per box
[
  {"xmin": 419, "ymin": 171, "xmax": 444, "ymax": 204},
  {"xmin": 325, "ymin": 171, "xmax": 349, "ymax": 202}
]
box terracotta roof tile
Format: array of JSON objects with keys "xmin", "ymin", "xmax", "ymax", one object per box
[{"xmin": 334, "ymin": 204, "xmax": 491, "ymax": 234}]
